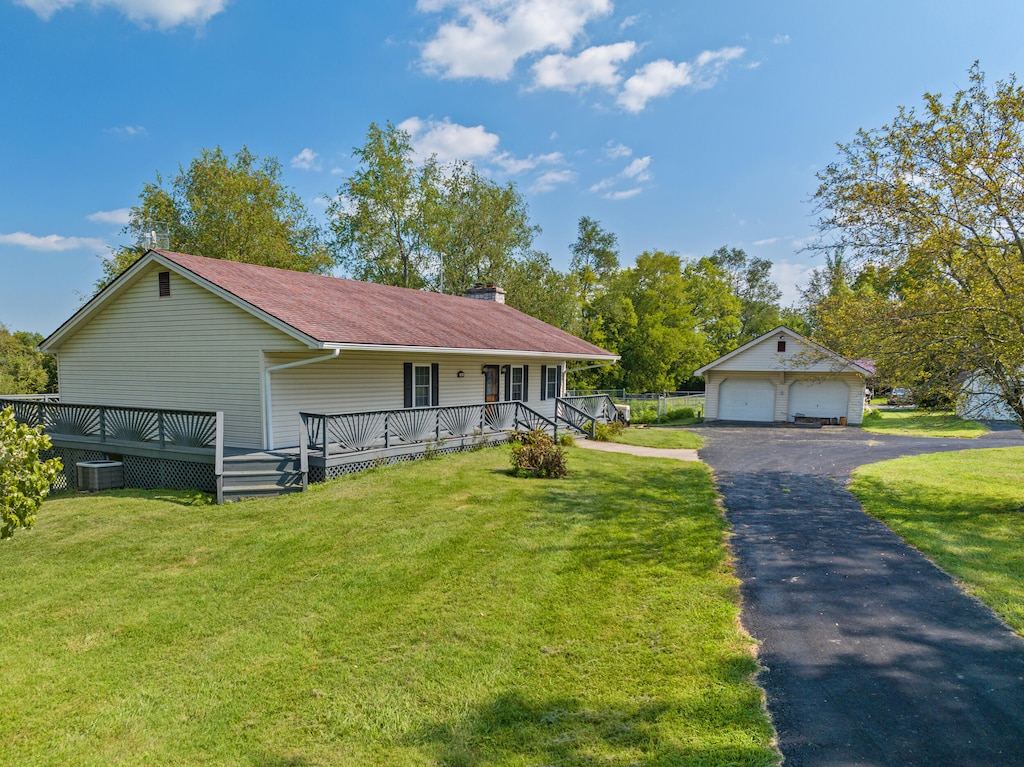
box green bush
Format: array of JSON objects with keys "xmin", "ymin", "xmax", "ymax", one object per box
[
  {"xmin": 629, "ymin": 402, "xmax": 659, "ymax": 424},
  {"xmin": 1, "ymin": 407, "xmax": 63, "ymax": 540},
  {"xmin": 509, "ymin": 429, "xmax": 568, "ymax": 478},
  {"xmin": 592, "ymin": 420, "xmax": 625, "ymax": 441},
  {"xmin": 557, "ymin": 433, "xmax": 576, "ymax": 447}
]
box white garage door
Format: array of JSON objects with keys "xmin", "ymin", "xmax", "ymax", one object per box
[
  {"xmin": 719, "ymin": 379, "xmax": 776, "ymax": 422},
  {"xmin": 788, "ymin": 380, "xmax": 850, "ymax": 421}
]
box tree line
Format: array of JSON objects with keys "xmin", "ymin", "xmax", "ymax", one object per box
[{"xmin": 61, "ymin": 121, "xmax": 798, "ymax": 395}]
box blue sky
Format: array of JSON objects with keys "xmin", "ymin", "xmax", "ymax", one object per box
[{"xmin": 3, "ymin": 0, "xmax": 1024, "ymax": 335}]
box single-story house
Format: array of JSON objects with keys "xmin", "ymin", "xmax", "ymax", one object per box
[
  {"xmin": 40, "ymin": 250, "xmax": 618, "ymax": 451},
  {"xmin": 695, "ymin": 327, "xmax": 872, "ymax": 425}
]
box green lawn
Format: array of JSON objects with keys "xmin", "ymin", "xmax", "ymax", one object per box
[
  {"xmin": 851, "ymin": 447, "xmax": 1024, "ymax": 633},
  {"xmin": 860, "ymin": 408, "xmax": 989, "ymax": 438},
  {"xmin": 610, "ymin": 427, "xmax": 704, "ymax": 450},
  {"xmin": 0, "ymin": 446, "xmax": 776, "ymax": 766}
]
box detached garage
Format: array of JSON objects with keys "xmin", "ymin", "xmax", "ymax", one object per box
[{"xmin": 696, "ymin": 327, "xmax": 872, "ymax": 425}]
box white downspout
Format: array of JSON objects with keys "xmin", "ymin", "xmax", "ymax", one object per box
[{"xmin": 264, "ymin": 349, "xmax": 340, "ymax": 450}]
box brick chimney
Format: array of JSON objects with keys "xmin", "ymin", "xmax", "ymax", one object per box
[{"xmin": 464, "ymin": 283, "xmax": 506, "ymax": 304}]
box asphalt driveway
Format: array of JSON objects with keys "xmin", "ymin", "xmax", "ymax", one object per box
[{"xmin": 691, "ymin": 423, "xmax": 1024, "ymax": 767}]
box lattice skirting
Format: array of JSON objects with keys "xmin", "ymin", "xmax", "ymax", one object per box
[
  {"xmin": 122, "ymin": 456, "xmax": 216, "ymax": 493},
  {"xmin": 42, "ymin": 447, "xmax": 215, "ymax": 494},
  {"xmin": 312, "ymin": 436, "xmax": 510, "ymax": 483},
  {"xmin": 43, "ymin": 446, "xmax": 107, "ymax": 492}
]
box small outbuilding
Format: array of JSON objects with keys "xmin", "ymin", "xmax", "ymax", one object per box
[{"xmin": 695, "ymin": 327, "xmax": 872, "ymax": 425}]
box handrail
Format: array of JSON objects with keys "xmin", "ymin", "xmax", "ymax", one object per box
[
  {"xmin": 0, "ymin": 398, "xmax": 219, "ymax": 450},
  {"xmin": 300, "ymin": 400, "xmax": 562, "ymax": 457},
  {"xmin": 554, "ymin": 398, "xmax": 598, "ymax": 438}
]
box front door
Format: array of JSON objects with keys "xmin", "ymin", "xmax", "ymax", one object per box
[{"xmin": 483, "ymin": 365, "xmax": 500, "ymax": 403}]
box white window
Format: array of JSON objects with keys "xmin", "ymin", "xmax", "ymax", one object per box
[
  {"xmin": 545, "ymin": 367, "xmax": 559, "ymax": 399},
  {"xmin": 414, "ymin": 364, "xmax": 432, "ymax": 407},
  {"xmin": 510, "ymin": 366, "xmax": 524, "ymax": 401}
]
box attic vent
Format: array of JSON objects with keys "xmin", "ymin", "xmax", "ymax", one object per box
[
  {"xmin": 158, "ymin": 271, "xmax": 170, "ymax": 297},
  {"xmin": 777, "ymin": 340, "xmax": 786, "ymax": 352}
]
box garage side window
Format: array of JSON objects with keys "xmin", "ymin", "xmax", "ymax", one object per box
[{"xmin": 403, "ymin": 362, "xmax": 440, "ymax": 408}]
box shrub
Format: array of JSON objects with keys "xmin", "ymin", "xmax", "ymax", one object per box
[
  {"xmin": 1, "ymin": 406, "xmax": 63, "ymax": 540},
  {"xmin": 558, "ymin": 433, "xmax": 576, "ymax": 447},
  {"xmin": 629, "ymin": 402, "xmax": 659, "ymax": 425},
  {"xmin": 509, "ymin": 429, "xmax": 568, "ymax": 478},
  {"xmin": 592, "ymin": 420, "xmax": 625, "ymax": 441}
]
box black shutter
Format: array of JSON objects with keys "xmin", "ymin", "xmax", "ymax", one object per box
[
  {"xmin": 522, "ymin": 365, "xmax": 529, "ymax": 402},
  {"xmin": 504, "ymin": 365, "xmax": 511, "ymax": 401},
  {"xmin": 431, "ymin": 363, "xmax": 439, "ymax": 406},
  {"xmin": 555, "ymin": 365, "xmax": 563, "ymax": 398},
  {"xmin": 540, "ymin": 365, "xmax": 548, "ymax": 400},
  {"xmin": 403, "ymin": 363, "xmax": 413, "ymax": 408}
]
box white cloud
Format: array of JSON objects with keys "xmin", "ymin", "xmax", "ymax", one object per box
[
  {"xmin": 772, "ymin": 34, "xmax": 791, "ymax": 45},
  {"xmin": 492, "ymin": 151, "xmax": 563, "ymax": 174},
  {"xmin": 604, "ymin": 141, "xmax": 632, "ymax": 159},
  {"xmin": 399, "ymin": 117, "xmax": 501, "ymax": 163},
  {"xmin": 87, "ymin": 208, "xmax": 132, "ymax": 225},
  {"xmin": 617, "ymin": 45, "xmax": 744, "ymax": 112},
  {"xmin": 291, "ymin": 148, "xmax": 321, "ymax": 171},
  {"xmin": 0, "ymin": 231, "xmax": 106, "ymax": 252},
  {"xmin": 531, "ymin": 41, "xmax": 637, "ymax": 91},
  {"xmin": 620, "ymin": 155, "xmax": 651, "ymax": 180},
  {"xmin": 15, "ymin": 0, "xmax": 228, "ymax": 28},
  {"xmin": 529, "ymin": 169, "xmax": 576, "ymax": 193},
  {"xmin": 604, "ymin": 187, "xmax": 642, "ymax": 200},
  {"xmin": 418, "ymin": 0, "xmax": 613, "ymax": 80},
  {"xmin": 771, "ymin": 259, "xmax": 816, "ymax": 306},
  {"xmin": 105, "ymin": 124, "xmax": 147, "ymax": 137},
  {"xmin": 590, "ymin": 154, "xmax": 652, "ymax": 198}
]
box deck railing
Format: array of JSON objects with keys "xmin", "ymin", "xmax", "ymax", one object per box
[
  {"xmin": 300, "ymin": 401, "xmax": 560, "ymax": 459},
  {"xmin": 555, "ymin": 394, "xmax": 624, "ymax": 435},
  {"xmin": 0, "ymin": 398, "xmax": 221, "ymax": 450}
]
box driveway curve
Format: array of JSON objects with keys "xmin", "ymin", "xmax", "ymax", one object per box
[{"xmin": 691, "ymin": 423, "xmax": 1024, "ymax": 767}]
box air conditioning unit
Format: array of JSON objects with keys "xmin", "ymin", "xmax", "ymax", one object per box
[{"xmin": 76, "ymin": 461, "xmax": 124, "ymax": 491}]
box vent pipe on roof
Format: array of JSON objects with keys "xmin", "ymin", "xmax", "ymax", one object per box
[{"xmin": 464, "ymin": 283, "xmax": 506, "ymax": 304}]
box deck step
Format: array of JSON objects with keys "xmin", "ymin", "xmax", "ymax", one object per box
[{"xmin": 220, "ymin": 450, "xmax": 305, "ymax": 502}]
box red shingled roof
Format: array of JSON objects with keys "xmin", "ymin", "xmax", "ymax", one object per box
[{"xmin": 155, "ymin": 251, "xmax": 614, "ymax": 358}]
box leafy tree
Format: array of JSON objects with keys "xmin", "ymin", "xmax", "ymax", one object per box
[
  {"xmin": 812, "ymin": 64, "xmax": 1024, "ymax": 422},
  {"xmin": 99, "ymin": 146, "xmax": 333, "ymax": 288},
  {"xmin": 681, "ymin": 257, "xmax": 743, "ymax": 362},
  {"xmin": 502, "ymin": 251, "xmax": 578, "ymax": 331},
  {"xmin": 570, "ymin": 216, "xmax": 620, "ymax": 303},
  {"xmin": 330, "ymin": 122, "xmax": 439, "ymax": 289},
  {"xmin": 332, "ymin": 122, "xmax": 540, "ymax": 296},
  {"xmin": 0, "ymin": 325, "xmax": 55, "ymax": 395},
  {"xmin": 1, "ymin": 407, "xmax": 62, "ymax": 539},
  {"xmin": 429, "ymin": 161, "xmax": 538, "ymax": 295},
  {"xmin": 707, "ymin": 246, "xmax": 783, "ymax": 342}
]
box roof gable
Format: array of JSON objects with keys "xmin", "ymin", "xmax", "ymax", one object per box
[
  {"xmin": 694, "ymin": 326, "xmax": 873, "ymax": 377},
  {"xmin": 44, "ymin": 251, "xmax": 615, "ymax": 360}
]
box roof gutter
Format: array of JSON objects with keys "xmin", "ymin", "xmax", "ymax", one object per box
[
  {"xmin": 264, "ymin": 349, "xmax": 340, "ymax": 450},
  {"xmin": 564, "ymin": 360, "xmax": 618, "ymax": 374}
]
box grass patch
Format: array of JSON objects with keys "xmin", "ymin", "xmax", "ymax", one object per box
[
  {"xmin": 0, "ymin": 447, "xmax": 776, "ymax": 766},
  {"xmin": 860, "ymin": 408, "xmax": 989, "ymax": 438},
  {"xmin": 611, "ymin": 427, "xmax": 704, "ymax": 450},
  {"xmin": 851, "ymin": 447, "xmax": 1024, "ymax": 633}
]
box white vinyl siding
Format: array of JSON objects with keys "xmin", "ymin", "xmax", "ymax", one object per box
[
  {"xmin": 718, "ymin": 379, "xmax": 776, "ymax": 422},
  {"xmin": 54, "ymin": 263, "xmax": 307, "ymax": 448},
  {"xmin": 268, "ymin": 352, "xmax": 563, "ymax": 448}
]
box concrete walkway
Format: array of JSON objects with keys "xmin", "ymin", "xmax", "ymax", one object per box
[{"xmin": 575, "ymin": 438, "xmax": 700, "ymax": 462}]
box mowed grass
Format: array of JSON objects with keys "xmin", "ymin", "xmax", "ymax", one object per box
[
  {"xmin": 610, "ymin": 427, "xmax": 704, "ymax": 450},
  {"xmin": 0, "ymin": 446, "xmax": 776, "ymax": 767},
  {"xmin": 851, "ymin": 447, "xmax": 1024, "ymax": 633},
  {"xmin": 860, "ymin": 408, "xmax": 989, "ymax": 438}
]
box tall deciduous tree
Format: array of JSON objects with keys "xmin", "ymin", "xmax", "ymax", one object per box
[
  {"xmin": 332, "ymin": 122, "xmax": 539, "ymax": 295},
  {"xmin": 99, "ymin": 147, "xmax": 333, "ymax": 288},
  {"xmin": 812, "ymin": 64, "xmax": 1024, "ymax": 422},
  {"xmin": 707, "ymin": 246, "xmax": 783, "ymax": 342},
  {"xmin": 0, "ymin": 326, "xmax": 55, "ymax": 395}
]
